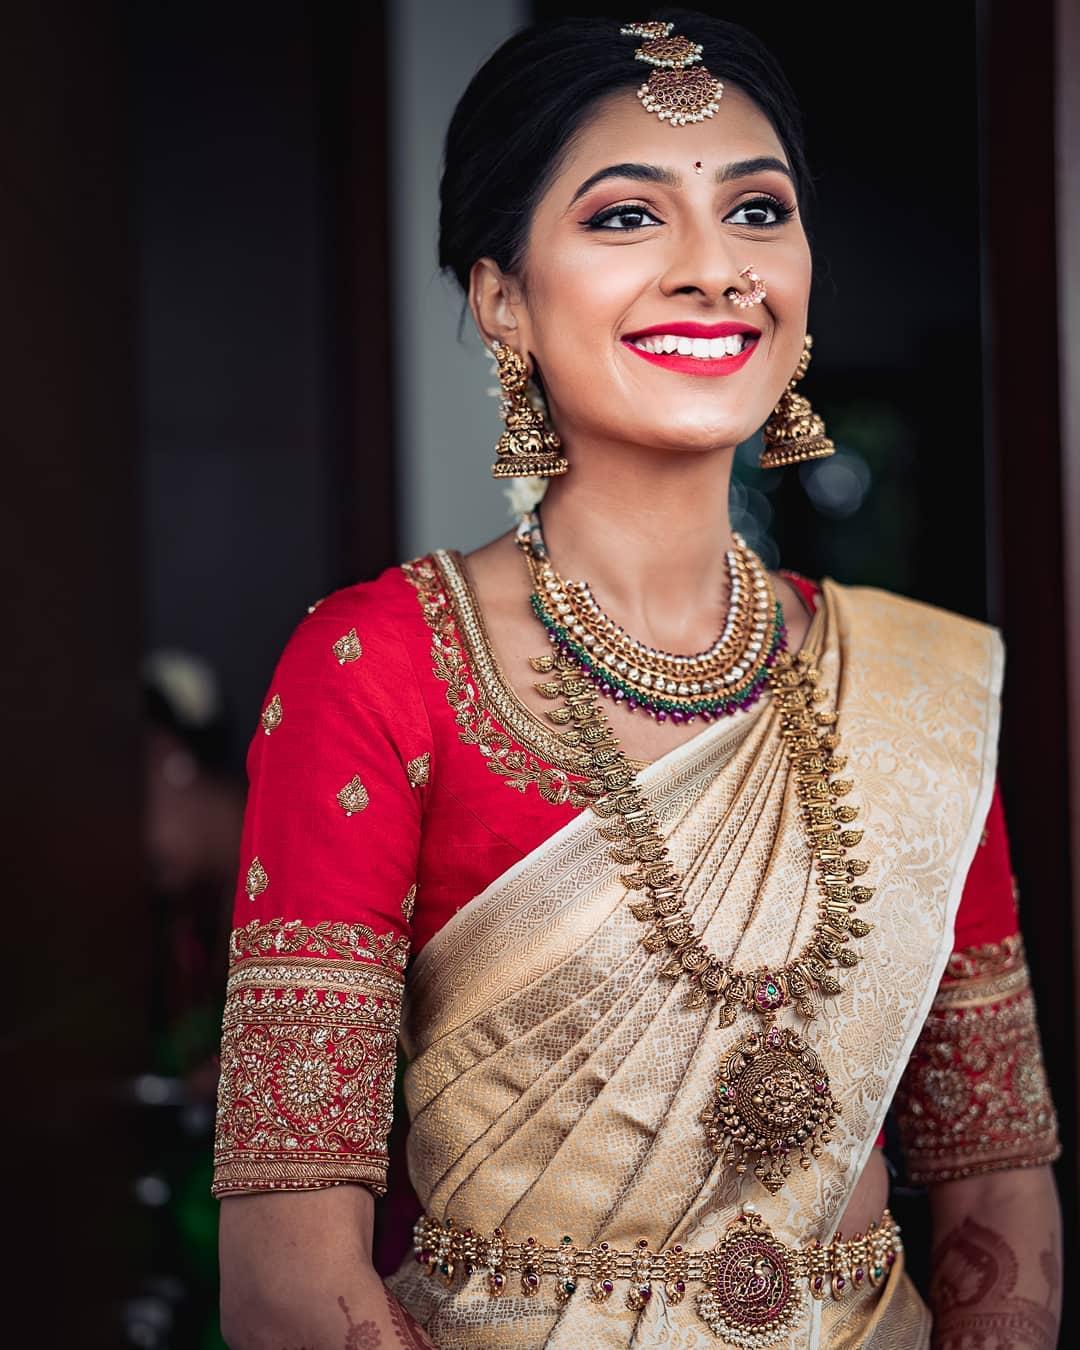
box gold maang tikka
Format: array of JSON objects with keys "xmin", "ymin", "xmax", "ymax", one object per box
[
  {"xmin": 490, "ymin": 341, "xmax": 569, "ymax": 480},
  {"xmin": 620, "ymin": 21, "xmax": 723, "ymax": 126},
  {"xmin": 760, "ymin": 335, "xmax": 836, "ymax": 469}
]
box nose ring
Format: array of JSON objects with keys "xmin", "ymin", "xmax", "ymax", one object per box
[{"xmin": 725, "ymin": 265, "xmax": 767, "ymax": 309}]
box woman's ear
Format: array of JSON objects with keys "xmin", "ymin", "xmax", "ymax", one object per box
[{"xmin": 468, "ymin": 257, "xmax": 532, "ymax": 353}]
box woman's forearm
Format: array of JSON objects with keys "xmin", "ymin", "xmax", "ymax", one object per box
[
  {"xmin": 927, "ymin": 1164, "xmax": 1061, "ymax": 1349},
  {"xmin": 219, "ymin": 1189, "xmax": 436, "ymax": 1350}
]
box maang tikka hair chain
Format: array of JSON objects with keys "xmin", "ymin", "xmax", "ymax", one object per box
[{"xmin": 620, "ymin": 21, "xmax": 723, "ymax": 126}]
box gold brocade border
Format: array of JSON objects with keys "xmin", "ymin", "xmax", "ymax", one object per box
[
  {"xmin": 931, "ymin": 963, "xmax": 1029, "ymax": 1010},
  {"xmin": 401, "ymin": 555, "xmax": 591, "ymax": 806},
  {"xmin": 212, "ymin": 952, "xmax": 404, "ymax": 1199}
]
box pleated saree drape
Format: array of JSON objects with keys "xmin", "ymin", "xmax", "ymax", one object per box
[{"xmin": 388, "ymin": 579, "xmax": 1002, "ymax": 1348}]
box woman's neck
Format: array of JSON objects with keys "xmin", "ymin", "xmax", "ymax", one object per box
[{"xmin": 535, "ymin": 440, "xmax": 738, "ymax": 654}]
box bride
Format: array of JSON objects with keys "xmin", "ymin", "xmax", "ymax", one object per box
[{"xmin": 213, "ymin": 13, "xmax": 1061, "ymax": 1348}]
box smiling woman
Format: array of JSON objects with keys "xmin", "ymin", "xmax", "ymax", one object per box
[{"xmin": 214, "ymin": 11, "xmax": 1062, "ymax": 1350}]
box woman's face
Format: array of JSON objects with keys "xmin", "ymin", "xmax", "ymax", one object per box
[{"xmin": 493, "ymin": 86, "xmax": 811, "ymax": 455}]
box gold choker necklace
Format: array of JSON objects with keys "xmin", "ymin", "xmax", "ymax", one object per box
[{"xmin": 517, "ymin": 510, "xmax": 787, "ymax": 723}]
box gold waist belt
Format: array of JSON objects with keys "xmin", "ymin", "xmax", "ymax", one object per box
[{"xmin": 413, "ymin": 1205, "xmax": 902, "ymax": 1347}]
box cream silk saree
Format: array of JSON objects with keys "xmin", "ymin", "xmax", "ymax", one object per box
[{"xmin": 387, "ymin": 575, "xmax": 1003, "ymax": 1348}]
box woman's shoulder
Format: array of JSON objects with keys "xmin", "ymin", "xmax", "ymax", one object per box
[{"xmin": 272, "ymin": 558, "xmax": 440, "ymax": 681}]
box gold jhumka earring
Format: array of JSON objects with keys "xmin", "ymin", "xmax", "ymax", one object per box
[
  {"xmin": 760, "ymin": 335, "xmax": 836, "ymax": 469},
  {"xmin": 490, "ymin": 340, "xmax": 569, "ymax": 480}
]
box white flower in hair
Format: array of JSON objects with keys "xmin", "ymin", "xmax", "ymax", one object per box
[{"xmin": 504, "ymin": 476, "xmax": 549, "ymax": 514}]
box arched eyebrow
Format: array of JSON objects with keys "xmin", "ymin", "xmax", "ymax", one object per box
[{"xmin": 568, "ymin": 156, "xmax": 793, "ymax": 206}]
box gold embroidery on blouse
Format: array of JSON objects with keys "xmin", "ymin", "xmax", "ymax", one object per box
[
  {"xmin": 333, "ymin": 628, "xmax": 362, "ymax": 664},
  {"xmin": 229, "ymin": 915, "xmax": 410, "ymax": 972},
  {"xmin": 337, "ymin": 774, "xmax": 370, "ymax": 816},
  {"xmin": 307, "ymin": 595, "xmax": 327, "ymax": 614},
  {"xmin": 402, "ymin": 884, "xmax": 417, "ymax": 922},
  {"xmin": 894, "ymin": 937, "xmax": 1060, "ymax": 1183},
  {"xmin": 402, "ymin": 556, "xmax": 590, "ymax": 807},
  {"xmin": 943, "ymin": 932, "xmax": 1024, "ymax": 982},
  {"xmin": 212, "ymin": 952, "xmax": 403, "ymax": 1199},
  {"xmin": 260, "ymin": 693, "xmax": 283, "ymax": 735},
  {"xmin": 434, "ymin": 550, "xmax": 594, "ymax": 776},
  {"xmin": 407, "ymin": 752, "xmax": 431, "ymax": 787},
  {"xmin": 245, "ymin": 857, "xmax": 269, "ymax": 901}
]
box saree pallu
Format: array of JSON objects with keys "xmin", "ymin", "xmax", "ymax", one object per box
[{"xmin": 387, "ymin": 580, "xmax": 1002, "ymax": 1347}]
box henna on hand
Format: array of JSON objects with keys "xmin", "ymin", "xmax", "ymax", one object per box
[
  {"xmin": 337, "ymin": 1296, "xmax": 381, "ymax": 1349},
  {"xmin": 276, "ymin": 1289, "xmax": 435, "ymax": 1350},
  {"xmin": 930, "ymin": 1216, "xmax": 1059, "ymax": 1349}
]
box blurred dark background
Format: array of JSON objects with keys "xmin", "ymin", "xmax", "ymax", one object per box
[{"xmin": 4, "ymin": 1, "xmax": 1077, "ymax": 1345}]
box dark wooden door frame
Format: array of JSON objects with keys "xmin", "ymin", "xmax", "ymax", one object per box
[
  {"xmin": 314, "ymin": 1, "xmax": 399, "ymax": 587},
  {"xmin": 2, "ymin": 4, "xmax": 146, "ymax": 1342},
  {"xmin": 980, "ymin": 0, "xmax": 1077, "ymax": 1277}
]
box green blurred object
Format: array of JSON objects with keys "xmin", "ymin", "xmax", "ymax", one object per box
[{"xmin": 176, "ymin": 1157, "xmax": 220, "ymax": 1280}]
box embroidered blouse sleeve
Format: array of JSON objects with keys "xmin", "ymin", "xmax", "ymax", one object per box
[
  {"xmin": 893, "ymin": 780, "xmax": 1061, "ymax": 1183},
  {"xmin": 211, "ymin": 586, "xmax": 431, "ymax": 1199}
]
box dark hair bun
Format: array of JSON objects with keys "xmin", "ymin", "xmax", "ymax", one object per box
[{"xmin": 439, "ymin": 9, "xmax": 810, "ymax": 295}]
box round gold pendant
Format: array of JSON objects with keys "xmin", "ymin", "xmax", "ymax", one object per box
[
  {"xmin": 695, "ymin": 1210, "xmax": 803, "ymax": 1346},
  {"xmin": 702, "ymin": 1021, "xmax": 839, "ymax": 1194}
]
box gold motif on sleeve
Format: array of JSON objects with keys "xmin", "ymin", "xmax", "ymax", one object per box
[
  {"xmin": 260, "ymin": 692, "xmax": 283, "ymax": 735},
  {"xmin": 895, "ymin": 936, "xmax": 1060, "ymax": 1182},
  {"xmin": 337, "ymin": 774, "xmax": 370, "ymax": 816},
  {"xmin": 402, "ymin": 884, "xmax": 417, "ymax": 922},
  {"xmin": 245, "ymin": 856, "xmax": 269, "ymax": 901},
  {"xmin": 402, "ymin": 556, "xmax": 591, "ymax": 807},
  {"xmin": 230, "ymin": 915, "xmax": 411, "ymax": 973},
  {"xmin": 212, "ymin": 920, "xmax": 406, "ymax": 1198},
  {"xmin": 406, "ymin": 752, "xmax": 431, "ymax": 787},
  {"xmin": 333, "ymin": 627, "xmax": 362, "ymax": 664}
]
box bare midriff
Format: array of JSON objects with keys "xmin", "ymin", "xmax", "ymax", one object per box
[{"xmin": 835, "ymin": 1148, "xmax": 890, "ymax": 1237}]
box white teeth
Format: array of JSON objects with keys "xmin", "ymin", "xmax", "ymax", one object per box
[{"xmin": 631, "ymin": 333, "xmax": 751, "ymax": 360}]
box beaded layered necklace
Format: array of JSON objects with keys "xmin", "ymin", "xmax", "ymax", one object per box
[
  {"xmin": 516, "ymin": 511, "xmax": 877, "ymax": 1195},
  {"xmin": 518, "ymin": 510, "xmax": 786, "ymax": 722}
]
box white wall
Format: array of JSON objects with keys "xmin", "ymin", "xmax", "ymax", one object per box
[{"xmin": 388, "ymin": 0, "xmax": 528, "ymax": 558}]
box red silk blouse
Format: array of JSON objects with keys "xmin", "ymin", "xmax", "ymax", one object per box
[{"xmin": 211, "ymin": 561, "xmax": 1060, "ymax": 1209}]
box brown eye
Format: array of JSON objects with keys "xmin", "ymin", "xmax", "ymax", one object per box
[
  {"xmin": 586, "ymin": 203, "xmax": 663, "ymax": 231},
  {"xmin": 725, "ymin": 196, "xmax": 796, "ymax": 228}
]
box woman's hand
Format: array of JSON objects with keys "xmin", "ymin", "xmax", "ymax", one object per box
[
  {"xmin": 927, "ymin": 1164, "xmax": 1061, "ymax": 1349},
  {"xmin": 219, "ymin": 1186, "xmax": 436, "ymax": 1349}
]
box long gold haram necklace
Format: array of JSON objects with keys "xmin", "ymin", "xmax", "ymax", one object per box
[{"xmin": 517, "ymin": 518, "xmax": 875, "ymax": 1195}]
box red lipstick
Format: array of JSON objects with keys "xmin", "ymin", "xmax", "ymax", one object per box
[
  {"xmin": 621, "ymin": 320, "xmax": 761, "ymax": 378},
  {"xmin": 624, "ymin": 321, "xmax": 761, "ymax": 339}
]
